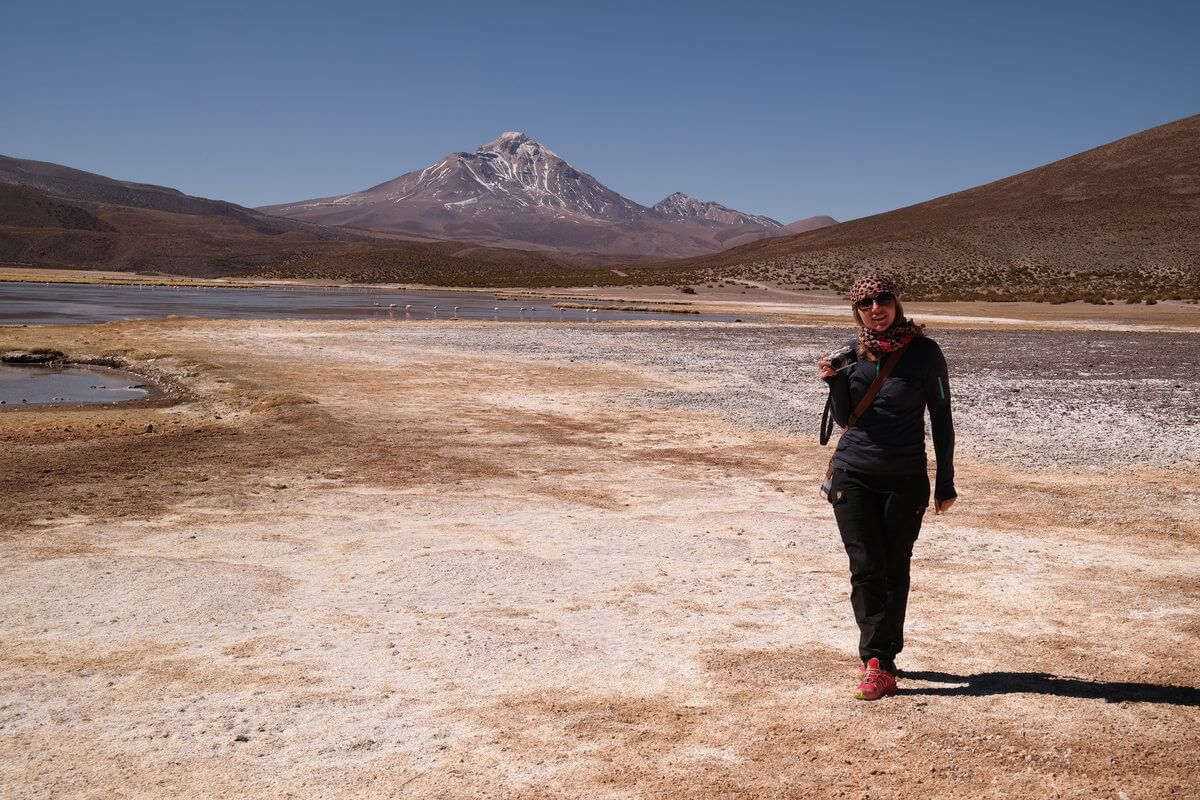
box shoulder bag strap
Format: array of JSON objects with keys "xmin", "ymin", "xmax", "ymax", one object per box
[{"xmin": 845, "ymin": 342, "xmax": 910, "ymax": 430}]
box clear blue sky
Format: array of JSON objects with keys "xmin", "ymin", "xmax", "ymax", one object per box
[{"xmin": 2, "ymin": 0, "xmax": 1196, "ymax": 223}]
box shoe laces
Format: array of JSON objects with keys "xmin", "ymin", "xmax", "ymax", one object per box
[{"xmin": 862, "ymin": 662, "xmax": 895, "ymax": 688}]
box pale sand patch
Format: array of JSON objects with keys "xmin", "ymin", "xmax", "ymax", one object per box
[{"xmin": 0, "ymin": 318, "xmax": 1196, "ymax": 798}]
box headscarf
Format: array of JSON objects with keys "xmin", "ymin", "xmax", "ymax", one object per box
[
  {"xmin": 848, "ymin": 273, "xmax": 900, "ymax": 305},
  {"xmin": 849, "ymin": 273, "xmax": 925, "ymax": 354}
]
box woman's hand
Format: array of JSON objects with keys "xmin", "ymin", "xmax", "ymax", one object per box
[
  {"xmin": 817, "ymin": 354, "xmax": 837, "ymax": 380},
  {"xmin": 934, "ymin": 497, "xmax": 956, "ymax": 514}
]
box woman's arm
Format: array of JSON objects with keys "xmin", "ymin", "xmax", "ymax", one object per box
[
  {"xmin": 926, "ymin": 343, "xmax": 956, "ymax": 509},
  {"xmin": 818, "ymin": 355, "xmax": 852, "ymax": 427}
]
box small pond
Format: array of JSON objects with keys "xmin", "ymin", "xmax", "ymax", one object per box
[{"xmin": 0, "ymin": 363, "xmax": 151, "ymax": 406}]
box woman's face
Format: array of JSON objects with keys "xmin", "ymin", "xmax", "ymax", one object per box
[{"xmin": 856, "ymin": 295, "xmax": 896, "ymax": 332}]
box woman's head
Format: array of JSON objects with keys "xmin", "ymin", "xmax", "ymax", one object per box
[{"xmin": 849, "ymin": 273, "xmax": 904, "ymax": 332}]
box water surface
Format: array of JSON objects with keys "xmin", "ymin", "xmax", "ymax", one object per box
[
  {"xmin": 0, "ymin": 282, "xmax": 737, "ymax": 325},
  {"xmin": 0, "ymin": 363, "xmax": 151, "ymax": 406}
]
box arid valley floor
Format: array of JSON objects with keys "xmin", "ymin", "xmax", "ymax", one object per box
[{"xmin": 2, "ymin": 303, "xmax": 1198, "ymax": 798}]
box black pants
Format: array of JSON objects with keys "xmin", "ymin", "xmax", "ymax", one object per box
[{"xmin": 828, "ymin": 469, "xmax": 930, "ymax": 672}]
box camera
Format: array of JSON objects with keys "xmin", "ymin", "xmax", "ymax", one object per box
[{"xmin": 827, "ymin": 345, "xmax": 858, "ymax": 373}]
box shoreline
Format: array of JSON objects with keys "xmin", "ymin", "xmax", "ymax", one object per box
[{"xmin": 4, "ymin": 265, "xmax": 1199, "ymax": 332}]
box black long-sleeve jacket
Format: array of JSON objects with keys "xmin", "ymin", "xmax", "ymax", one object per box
[{"xmin": 826, "ymin": 335, "xmax": 956, "ymax": 500}]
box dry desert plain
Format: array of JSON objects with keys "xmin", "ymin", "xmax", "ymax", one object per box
[{"xmin": 1, "ymin": 296, "xmax": 1199, "ymax": 799}]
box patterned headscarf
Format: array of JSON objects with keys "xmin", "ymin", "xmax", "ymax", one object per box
[
  {"xmin": 848, "ymin": 273, "xmax": 901, "ymax": 304},
  {"xmin": 849, "ymin": 273, "xmax": 924, "ymax": 353}
]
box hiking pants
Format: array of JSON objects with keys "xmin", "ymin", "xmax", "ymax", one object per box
[{"xmin": 828, "ymin": 469, "xmax": 930, "ymax": 672}]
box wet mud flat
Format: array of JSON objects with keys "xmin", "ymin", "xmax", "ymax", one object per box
[{"xmin": 0, "ymin": 317, "xmax": 1196, "ymax": 799}]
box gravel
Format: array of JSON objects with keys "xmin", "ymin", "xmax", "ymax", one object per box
[{"xmin": 380, "ymin": 322, "xmax": 1200, "ymax": 471}]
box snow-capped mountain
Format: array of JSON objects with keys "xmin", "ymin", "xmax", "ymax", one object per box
[
  {"xmin": 652, "ymin": 192, "xmax": 783, "ymax": 228},
  {"xmin": 344, "ymin": 132, "xmax": 647, "ymax": 223},
  {"xmin": 263, "ymin": 132, "xmax": 649, "ymax": 227},
  {"xmin": 260, "ymin": 132, "xmax": 801, "ymax": 258}
]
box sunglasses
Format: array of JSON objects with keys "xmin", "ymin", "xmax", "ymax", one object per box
[{"xmin": 854, "ymin": 292, "xmax": 895, "ymax": 310}]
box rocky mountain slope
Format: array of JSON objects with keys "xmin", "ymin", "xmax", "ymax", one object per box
[
  {"xmin": 642, "ymin": 115, "xmax": 1200, "ymax": 301},
  {"xmin": 259, "ymin": 133, "xmax": 793, "ymax": 258},
  {"xmin": 651, "ymin": 192, "xmax": 783, "ymax": 228}
]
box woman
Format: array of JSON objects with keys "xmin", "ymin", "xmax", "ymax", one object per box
[{"xmin": 817, "ymin": 273, "xmax": 956, "ymax": 701}]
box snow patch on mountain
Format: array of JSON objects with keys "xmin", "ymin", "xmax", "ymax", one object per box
[{"xmin": 652, "ymin": 192, "xmax": 782, "ymax": 227}]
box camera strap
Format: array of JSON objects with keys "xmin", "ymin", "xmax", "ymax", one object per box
[
  {"xmin": 820, "ymin": 341, "xmax": 911, "ymax": 445},
  {"xmin": 819, "ymin": 342, "xmax": 910, "ymax": 500},
  {"xmin": 847, "ymin": 342, "xmax": 910, "ymax": 428}
]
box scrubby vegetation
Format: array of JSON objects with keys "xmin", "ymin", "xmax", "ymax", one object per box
[
  {"xmin": 246, "ymin": 230, "xmax": 1199, "ymax": 302},
  {"xmin": 608, "ymin": 238, "xmax": 1200, "ymax": 302}
]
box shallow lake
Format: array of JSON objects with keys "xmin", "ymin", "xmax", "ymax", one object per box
[
  {"xmin": 0, "ymin": 363, "xmax": 151, "ymax": 406},
  {"xmin": 0, "ymin": 282, "xmax": 737, "ymax": 325}
]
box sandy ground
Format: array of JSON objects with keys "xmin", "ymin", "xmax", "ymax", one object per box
[{"xmin": 1, "ymin": 316, "xmax": 1198, "ymax": 799}]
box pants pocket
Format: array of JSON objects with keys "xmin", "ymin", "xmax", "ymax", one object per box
[
  {"xmin": 883, "ymin": 482, "xmax": 929, "ymax": 541},
  {"xmin": 827, "ymin": 470, "xmax": 848, "ymax": 507}
]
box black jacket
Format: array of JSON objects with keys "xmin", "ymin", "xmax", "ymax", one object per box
[{"xmin": 826, "ymin": 335, "xmax": 956, "ymax": 501}]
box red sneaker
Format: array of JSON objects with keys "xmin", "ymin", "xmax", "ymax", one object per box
[{"xmin": 855, "ymin": 658, "xmax": 897, "ymax": 701}]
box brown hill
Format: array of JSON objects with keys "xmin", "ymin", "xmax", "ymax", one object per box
[
  {"xmin": 0, "ymin": 182, "xmax": 115, "ymax": 232},
  {"xmin": 0, "ymin": 155, "xmax": 373, "ymax": 275},
  {"xmin": 637, "ymin": 115, "xmax": 1200, "ymax": 301},
  {"xmin": 0, "ymin": 155, "xmax": 348, "ymax": 238},
  {"xmin": 0, "ymin": 186, "xmax": 370, "ymax": 277},
  {"xmin": 783, "ymin": 215, "xmax": 838, "ymax": 234}
]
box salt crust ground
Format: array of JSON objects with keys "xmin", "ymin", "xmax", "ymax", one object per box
[{"xmin": 0, "ymin": 315, "xmax": 1197, "ymax": 799}]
